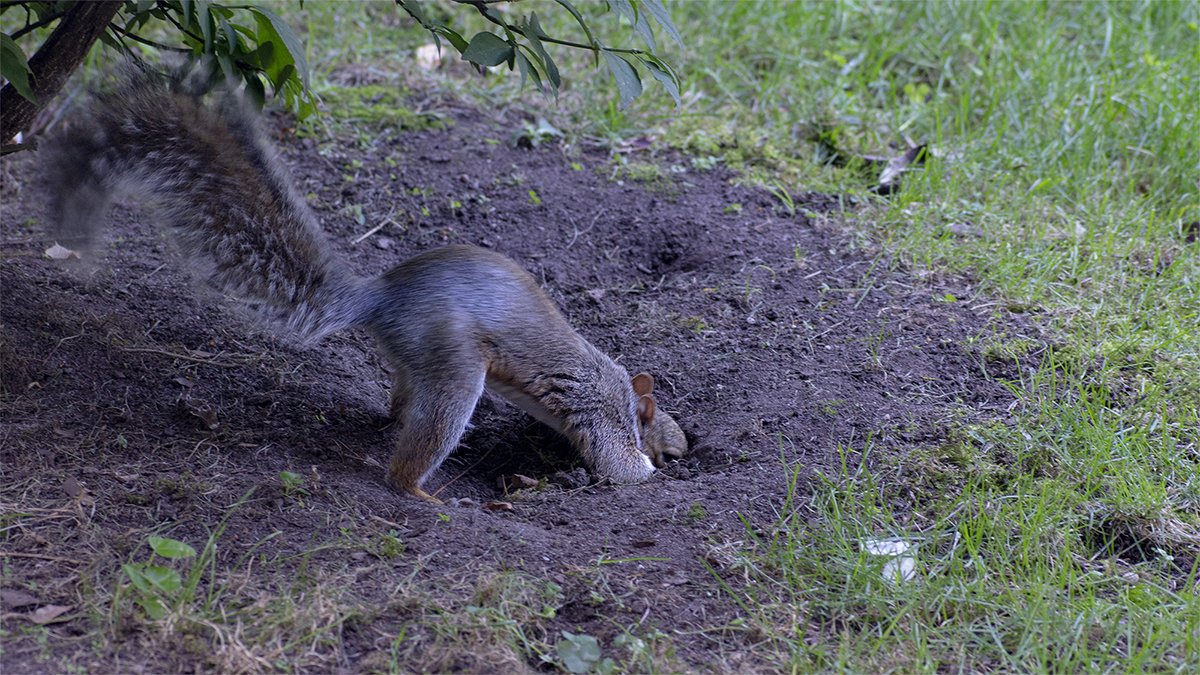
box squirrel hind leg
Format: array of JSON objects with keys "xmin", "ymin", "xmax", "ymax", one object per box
[{"xmin": 386, "ymin": 368, "xmax": 486, "ymax": 503}]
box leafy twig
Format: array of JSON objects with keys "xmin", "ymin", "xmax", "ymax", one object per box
[
  {"xmin": 107, "ymin": 23, "xmax": 191, "ymax": 53},
  {"xmin": 9, "ymin": 8, "xmax": 66, "ymax": 40}
]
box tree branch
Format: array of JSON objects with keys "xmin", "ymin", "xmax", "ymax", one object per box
[
  {"xmin": 153, "ymin": 2, "xmax": 206, "ymax": 46},
  {"xmin": 9, "ymin": 7, "xmax": 67, "ymax": 41},
  {"xmin": 456, "ymin": 0, "xmax": 648, "ymax": 56},
  {"xmin": 1, "ymin": 0, "xmax": 124, "ymax": 145},
  {"xmin": 107, "ymin": 23, "xmax": 191, "ymax": 53}
]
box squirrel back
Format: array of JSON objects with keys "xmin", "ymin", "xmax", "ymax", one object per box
[{"xmin": 46, "ymin": 70, "xmax": 368, "ymax": 338}]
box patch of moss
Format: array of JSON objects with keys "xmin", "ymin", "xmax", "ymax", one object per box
[
  {"xmin": 980, "ymin": 336, "xmax": 1038, "ymax": 361},
  {"xmin": 819, "ymin": 399, "xmax": 846, "ymax": 417},
  {"xmin": 660, "ymin": 116, "xmax": 852, "ymax": 194},
  {"xmin": 315, "ymin": 85, "xmax": 450, "ymax": 132},
  {"xmin": 901, "ymin": 425, "xmax": 1036, "ymax": 491},
  {"xmin": 605, "ymin": 160, "xmax": 679, "ymax": 194},
  {"xmin": 372, "ymin": 532, "xmax": 406, "ymax": 560}
]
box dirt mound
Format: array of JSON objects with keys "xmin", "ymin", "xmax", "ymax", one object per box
[{"xmin": 0, "ymin": 106, "xmax": 1021, "ymax": 671}]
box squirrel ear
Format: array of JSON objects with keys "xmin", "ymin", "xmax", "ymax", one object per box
[
  {"xmin": 632, "ymin": 372, "xmax": 654, "ymax": 396},
  {"xmin": 637, "ymin": 394, "xmax": 656, "ymax": 425}
]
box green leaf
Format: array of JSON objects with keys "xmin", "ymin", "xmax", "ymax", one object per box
[
  {"xmin": 541, "ymin": 52, "xmax": 562, "ymax": 92},
  {"xmin": 217, "ymin": 52, "xmax": 235, "ymax": 82},
  {"xmin": 256, "ymin": 40, "xmax": 275, "ymax": 69},
  {"xmin": 148, "ymin": 536, "xmax": 197, "ymax": 560},
  {"xmin": 196, "ymin": 0, "xmax": 214, "ymax": 53},
  {"xmin": 219, "ymin": 14, "xmax": 238, "ymax": 53},
  {"xmin": 610, "ymin": 0, "xmax": 656, "ymax": 54},
  {"xmin": 0, "ymin": 34, "xmax": 35, "ymax": 104},
  {"xmin": 519, "ymin": 12, "xmax": 560, "ymax": 88},
  {"xmin": 602, "ymin": 50, "xmax": 642, "ymax": 109},
  {"xmin": 122, "ymin": 564, "xmax": 151, "ymax": 592},
  {"xmin": 143, "ymin": 565, "xmax": 182, "ymax": 593},
  {"xmin": 244, "ymin": 74, "xmax": 266, "ymax": 110},
  {"xmin": 98, "ymin": 29, "xmax": 123, "ymax": 51},
  {"xmin": 462, "ymin": 32, "xmax": 514, "ymax": 68},
  {"xmin": 135, "ymin": 595, "xmax": 167, "ymax": 620},
  {"xmin": 556, "ymin": 631, "xmax": 602, "ymax": 674},
  {"xmin": 28, "ymin": 2, "xmax": 58, "ymax": 22},
  {"xmin": 400, "ymin": 0, "xmax": 431, "ymax": 28},
  {"xmin": 433, "ymin": 26, "xmax": 469, "ymax": 54},
  {"xmin": 514, "ymin": 49, "xmax": 543, "ymax": 92},
  {"xmin": 631, "ymin": 6, "xmax": 657, "ymax": 54},
  {"xmin": 248, "ymin": 6, "xmax": 310, "ymax": 87},
  {"xmin": 271, "ymin": 63, "xmax": 296, "ymax": 93},
  {"xmin": 610, "ymin": 0, "xmax": 636, "ymax": 28},
  {"xmin": 641, "ymin": 0, "xmax": 683, "ymax": 49},
  {"xmin": 281, "ymin": 77, "xmax": 317, "ymax": 121},
  {"xmin": 637, "ymin": 54, "xmax": 680, "ymax": 108}
]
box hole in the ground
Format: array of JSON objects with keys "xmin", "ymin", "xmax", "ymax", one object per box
[
  {"xmin": 1083, "ymin": 516, "xmax": 1158, "ymax": 564},
  {"xmin": 1079, "ymin": 514, "xmax": 1197, "ymax": 576}
]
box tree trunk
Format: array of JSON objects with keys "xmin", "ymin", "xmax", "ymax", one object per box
[{"xmin": 1, "ymin": 0, "xmax": 123, "ymax": 146}]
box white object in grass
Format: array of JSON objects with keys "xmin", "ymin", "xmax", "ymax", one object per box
[{"xmin": 863, "ymin": 538, "xmax": 917, "ymax": 584}]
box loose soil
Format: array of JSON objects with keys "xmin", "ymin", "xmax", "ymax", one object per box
[{"xmin": 1, "ymin": 100, "xmax": 1024, "ymax": 672}]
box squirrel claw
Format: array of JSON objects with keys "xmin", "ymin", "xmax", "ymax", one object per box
[{"xmin": 404, "ymin": 485, "xmax": 444, "ymax": 504}]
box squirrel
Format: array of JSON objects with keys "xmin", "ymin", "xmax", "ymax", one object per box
[{"xmin": 45, "ymin": 69, "xmax": 686, "ymax": 503}]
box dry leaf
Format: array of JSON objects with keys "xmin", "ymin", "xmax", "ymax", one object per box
[
  {"xmin": 44, "ymin": 243, "xmax": 80, "ymax": 260},
  {"xmin": 662, "ymin": 572, "xmax": 689, "ymax": 586},
  {"xmin": 30, "ymin": 604, "xmax": 73, "ymax": 624},
  {"xmin": 1, "ymin": 588, "xmax": 38, "ymax": 608},
  {"xmin": 873, "ymin": 144, "xmax": 927, "ymax": 195},
  {"xmin": 501, "ymin": 474, "xmax": 539, "ymax": 491},
  {"xmin": 415, "ymin": 43, "xmax": 443, "ymax": 70},
  {"xmin": 62, "ymin": 476, "xmax": 84, "ymax": 498},
  {"xmin": 183, "ymin": 395, "xmax": 220, "ymax": 430}
]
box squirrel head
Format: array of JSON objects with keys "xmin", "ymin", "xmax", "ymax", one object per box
[
  {"xmin": 576, "ymin": 366, "xmax": 656, "ymax": 484},
  {"xmin": 582, "ymin": 370, "xmax": 687, "ymax": 483},
  {"xmin": 634, "ymin": 373, "xmax": 688, "ymax": 468}
]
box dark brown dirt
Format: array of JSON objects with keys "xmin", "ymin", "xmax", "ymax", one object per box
[{"xmin": 1, "ymin": 102, "xmax": 1023, "ymax": 672}]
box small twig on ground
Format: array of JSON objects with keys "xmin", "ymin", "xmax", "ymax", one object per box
[
  {"xmin": 430, "ymin": 446, "xmax": 495, "ymax": 500},
  {"xmin": 0, "ymin": 551, "xmax": 88, "ymax": 564},
  {"xmin": 118, "ymin": 346, "xmax": 245, "ymax": 368},
  {"xmin": 353, "ymin": 217, "xmax": 397, "ymax": 244}
]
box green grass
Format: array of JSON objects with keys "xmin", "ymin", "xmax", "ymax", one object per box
[{"xmin": 641, "ymin": 3, "xmax": 1195, "ymax": 670}]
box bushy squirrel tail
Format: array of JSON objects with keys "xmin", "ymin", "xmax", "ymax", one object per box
[{"xmin": 46, "ymin": 67, "xmax": 370, "ymax": 339}]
